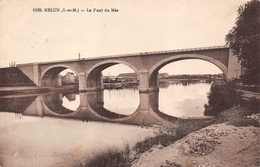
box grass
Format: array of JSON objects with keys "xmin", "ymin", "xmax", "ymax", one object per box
[
  {"xmin": 77, "ymin": 144, "xmax": 131, "ymax": 167},
  {"xmin": 213, "ymin": 106, "xmax": 260, "ymax": 127},
  {"xmin": 133, "ymin": 118, "xmax": 213, "ymax": 155}
]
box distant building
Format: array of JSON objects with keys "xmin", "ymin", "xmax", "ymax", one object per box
[
  {"xmin": 117, "ymin": 73, "xmax": 138, "ymax": 82},
  {"xmin": 102, "ymin": 76, "xmax": 120, "ymax": 83},
  {"xmin": 167, "ymin": 73, "xmax": 224, "ymax": 82},
  {"xmin": 116, "ymin": 72, "xmax": 170, "ymax": 81},
  {"xmin": 61, "ymin": 72, "xmax": 76, "ymax": 85},
  {"xmin": 158, "ymin": 73, "xmax": 170, "ymax": 79}
]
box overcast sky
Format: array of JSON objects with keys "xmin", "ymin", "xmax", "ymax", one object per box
[{"xmin": 0, "ymin": 0, "xmax": 249, "ymax": 75}]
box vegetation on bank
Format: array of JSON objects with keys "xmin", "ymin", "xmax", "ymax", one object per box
[
  {"xmin": 84, "ymin": 144, "xmax": 131, "ymax": 167},
  {"xmin": 204, "ymin": 81, "xmax": 260, "ymax": 116},
  {"xmin": 132, "ymin": 118, "xmax": 213, "ymax": 155},
  {"xmin": 204, "ymin": 81, "xmax": 243, "ymax": 116}
]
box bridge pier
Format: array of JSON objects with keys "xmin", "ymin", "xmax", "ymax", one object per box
[
  {"xmin": 139, "ymin": 69, "xmax": 149, "ymax": 93},
  {"xmin": 86, "ymin": 90, "xmax": 104, "ymax": 108},
  {"xmin": 86, "ymin": 71, "xmax": 103, "ymax": 90},
  {"xmin": 33, "ymin": 63, "xmax": 41, "ymax": 86},
  {"xmin": 35, "ymin": 96, "xmax": 44, "ymax": 117},
  {"xmin": 139, "ymin": 93, "xmax": 149, "ymax": 113},
  {"xmin": 78, "ymin": 72, "xmax": 87, "ymax": 91},
  {"xmin": 138, "ymin": 69, "xmax": 160, "ymax": 112},
  {"xmin": 138, "ymin": 69, "xmax": 150, "ymax": 113},
  {"xmin": 94, "ymin": 90, "xmax": 104, "ymax": 107},
  {"xmin": 227, "ymin": 50, "xmax": 242, "ymax": 79},
  {"xmin": 79, "ymin": 92, "xmax": 88, "ymax": 108},
  {"xmin": 79, "ymin": 91, "xmax": 104, "ymax": 109}
]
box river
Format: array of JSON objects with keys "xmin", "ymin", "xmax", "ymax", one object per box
[
  {"xmin": 103, "ymin": 82, "xmax": 210, "ymax": 117},
  {"xmin": 0, "ymin": 82, "xmax": 211, "ymax": 167}
]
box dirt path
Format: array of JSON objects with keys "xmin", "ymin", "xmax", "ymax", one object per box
[{"xmin": 131, "ymin": 123, "xmax": 260, "ymax": 167}]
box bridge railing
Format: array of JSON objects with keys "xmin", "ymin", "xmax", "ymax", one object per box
[{"xmin": 17, "ymin": 45, "xmax": 229, "ymax": 66}]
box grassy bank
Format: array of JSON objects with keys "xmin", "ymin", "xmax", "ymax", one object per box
[{"xmin": 74, "ymin": 106, "xmax": 259, "ymax": 167}]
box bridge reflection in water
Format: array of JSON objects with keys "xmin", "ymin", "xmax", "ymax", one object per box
[{"xmin": 0, "ymin": 90, "xmax": 177, "ymax": 125}]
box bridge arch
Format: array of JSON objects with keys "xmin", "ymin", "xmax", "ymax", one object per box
[
  {"xmin": 149, "ymin": 54, "xmax": 228, "ymax": 87},
  {"xmin": 86, "ymin": 59, "xmax": 140, "ymax": 89},
  {"xmin": 43, "ymin": 100, "xmax": 82, "ymax": 117},
  {"xmin": 85, "ymin": 60, "xmax": 141, "ymax": 119},
  {"xmin": 86, "ymin": 59, "xmax": 140, "ymax": 76},
  {"xmin": 87, "ymin": 103, "xmax": 166, "ymax": 125},
  {"xmin": 40, "ymin": 64, "xmax": 79, "ymax": 87}
]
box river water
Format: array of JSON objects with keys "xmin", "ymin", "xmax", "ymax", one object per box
[
  {"xmin": 103, "ymin": 82, "xmax": 210, "ymax": 117},
  {"xmin": 0, "ymin": 82, "xmax": 211, "ymax": 167}
]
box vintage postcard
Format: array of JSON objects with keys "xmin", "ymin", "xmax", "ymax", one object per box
[{"xmin": 1, "ymin": 0, "xmax": 259, "ymax": 167}]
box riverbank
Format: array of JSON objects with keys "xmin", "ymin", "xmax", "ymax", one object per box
[
  {"xmin": 131, "ymin": 106, "xmax": 260, "ymax": 167},
  {"xmin": 132, "ymin": 123, "xmax": 260, "ymax": 167},
  {"xmin": 0, "ymin": 86, "xmax": 50, "ymax": 96},
  {"xmin": 0, "ymin": 85, "xmax": 78, "ymax": 96},
  {"xmin": 78, "ymin": 106, "xmax": 259, "ymax": 167}
]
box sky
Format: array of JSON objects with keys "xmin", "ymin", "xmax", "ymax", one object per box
[{"xmin": 0, "ymin": 0, "xmax": 249, "ymax": 75}]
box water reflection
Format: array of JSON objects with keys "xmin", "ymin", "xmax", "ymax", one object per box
[
  {"xmin": 104, "ymin": 88, "xmax": 139, "ymax": 115},
  {"xmin": 159, "ymin": 83, "xmax": 211, "ymax": 117},
  {"xmin": 0, "ymin": 92, "xmax": 167, "ymax": 125},
  {"xmin": 0, "ymin": 83, "xmax": 211, "ymax": 125},
  {"xmin": 42, "ymin": 92, "xmax": 80, "ymax": 114},
  {"xmin": 87, "ymin": 91, "xmax": 128, "ymax": 119},
  {"xmin": 0, "ymin": 95, "xmax": 37, "ymax": 113},
  {"xmin": 43, "ymin": 93, "xmax": 75, "ymax": 114}
]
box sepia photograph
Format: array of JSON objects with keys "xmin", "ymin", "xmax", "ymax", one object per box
[{"xmin": 0, "ymin": 0, "xmax": 259, "ymax": 166}]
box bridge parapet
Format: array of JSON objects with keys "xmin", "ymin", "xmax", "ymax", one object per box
[{"xmin": 16, "ymin": 45, "xmax": 229, "ymax": 66}]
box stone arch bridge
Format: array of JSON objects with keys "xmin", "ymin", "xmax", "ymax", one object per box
[{"xmin": 16, "ymin": 46, "xmax": 241, "ymax": 124}]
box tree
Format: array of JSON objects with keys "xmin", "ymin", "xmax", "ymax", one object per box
[
  {"xmin": 225, "ymin": 0, "xmax": 260, "ymax": 84},
  {"xmin": 204, "ymin": 82, "xmax": 243, "ymax": 116}
]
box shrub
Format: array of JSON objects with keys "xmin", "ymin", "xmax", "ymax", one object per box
[{"xmin": 204, "ymin": 81, "xmax": 243, "ymax": 116}]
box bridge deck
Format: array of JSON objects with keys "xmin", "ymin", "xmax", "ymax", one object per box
[{"xmin": 17, "ymin": 45, "xmax": 229, "ymax": 66}]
